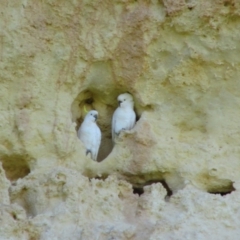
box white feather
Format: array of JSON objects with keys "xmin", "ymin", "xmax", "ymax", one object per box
[
  {"xmin": 77, "ymin": 110, "xmax": 101, "ymax": 161},
  {"xmin": 112, "ymin": 93, "xmax": 136, "ymax": 142}
]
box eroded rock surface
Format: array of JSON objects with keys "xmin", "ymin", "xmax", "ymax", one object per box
[{"xmin": 1, "ymin": 0, "xmax": 240, "ymax": 239}]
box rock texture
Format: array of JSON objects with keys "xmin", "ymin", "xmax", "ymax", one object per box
[{"xmin": 1, "ymin": 0, "xmax": 240, "ymax": 239}]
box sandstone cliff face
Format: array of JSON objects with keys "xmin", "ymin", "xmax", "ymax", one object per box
[{"xmin": 1, "ymin": 0, "xmax": 240, "ymax": 239}]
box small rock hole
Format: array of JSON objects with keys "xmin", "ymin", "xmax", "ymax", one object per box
[
  {"xmin": 12, "ymin": 212, "xmax": 17, "ymax": 220},
  {"xmin": 133, "ymin": 187, "xmax": 144, "ymax": 196},
  {"xmin": 208, "ymin": 181, "xmax": 235, "ymax": 196},
  {"xmin": 132, "ymin": 179, "xmax": 173, "ymax": 197},
  {"xmin": 1, "ymin": 155, "xmax": 30, "ymax": 182}
]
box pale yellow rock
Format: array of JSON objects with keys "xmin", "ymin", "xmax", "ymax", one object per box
[
  {"xmin": 0, "ymin": 163, "xmax": 10, "ymax": 204},
  {"xmin": 0, "ymin": 203, "xmax": 39, "ymax": 240},
  {"xmin": 1, "ymin": 0, "xmax": 240, "ymax": 239},
  {"xmin": 9, "ymin": 168, "xmax": 240, "ymax": 240}
]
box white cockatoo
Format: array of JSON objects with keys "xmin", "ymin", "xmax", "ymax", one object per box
[
  {"xmin": 77, "ymin": 110, "xmax": 101, "ymax": 161},
  {"xmin": 112, "ymin": 93, "xmax": 136, "ymax": 142}
]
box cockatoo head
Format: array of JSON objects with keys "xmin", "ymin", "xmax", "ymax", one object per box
[
  {"xmin": 85, "ymin": 110, "xmax": 98, "ymax": 122},
  {"xmin": 117, "ymin": 93, "xmax": 134, "ymax": 108}
]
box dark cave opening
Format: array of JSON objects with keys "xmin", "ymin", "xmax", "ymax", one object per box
[{"xmin": 71, "ymin": 89, "xmax": 146, "ymax": 162}]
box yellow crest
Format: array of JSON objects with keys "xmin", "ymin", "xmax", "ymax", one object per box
[{"xmin": 84, "ymin": 105, "xmax": 88, "ymax": 113}]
